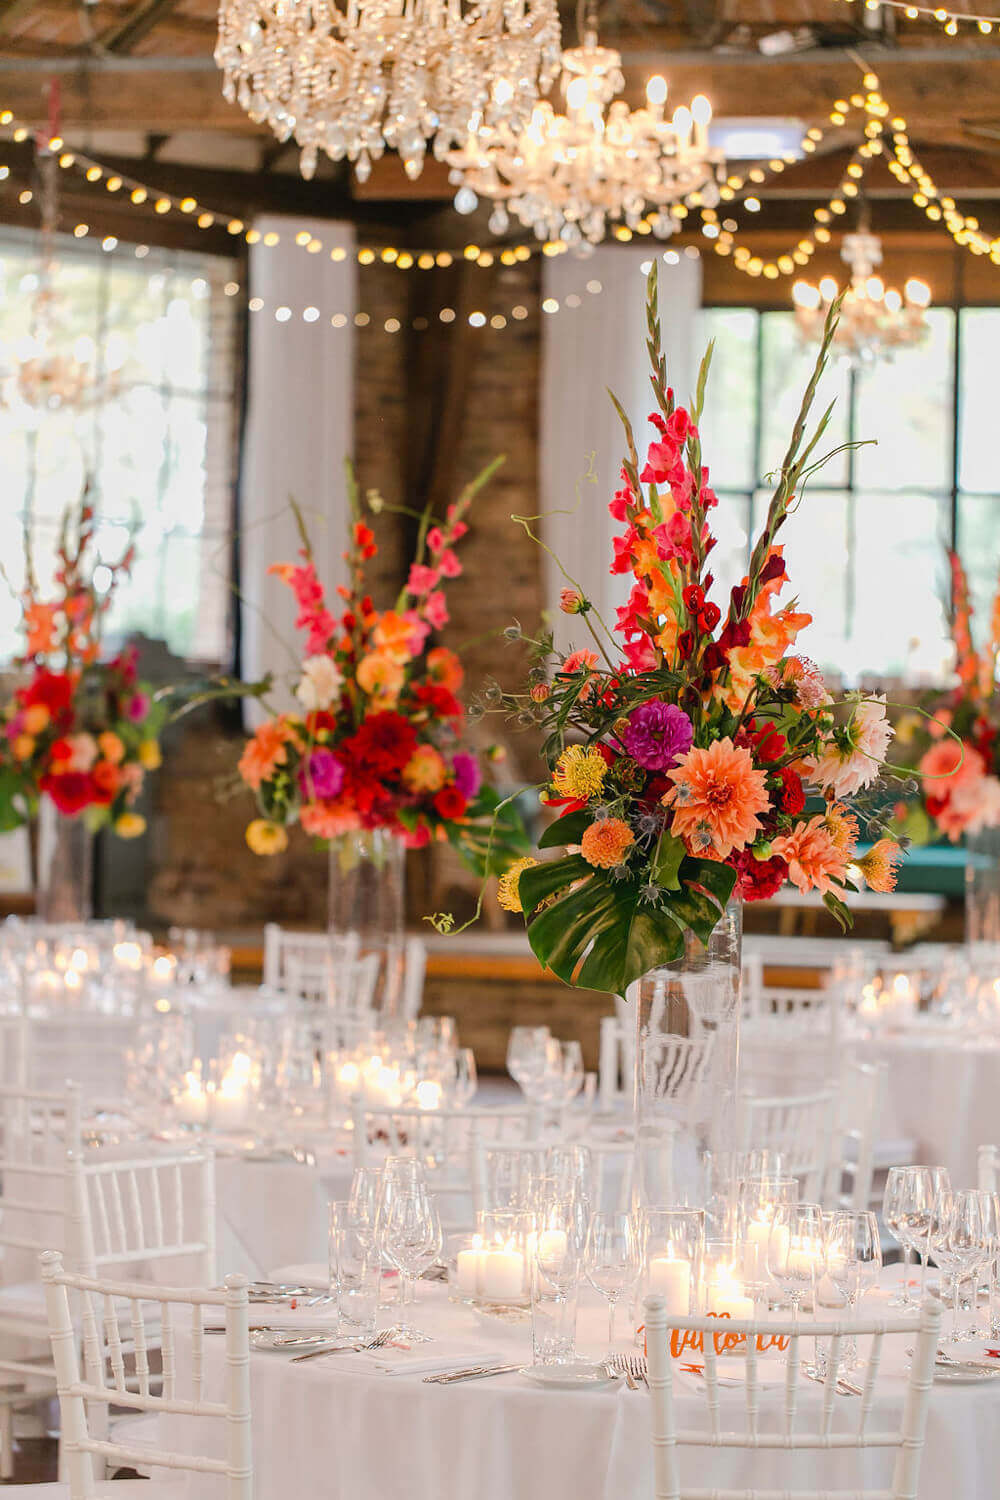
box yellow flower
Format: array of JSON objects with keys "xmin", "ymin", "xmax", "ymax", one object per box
[
  {"xmin": 22, "ymin": 704, "xmax": 50, "ymax": 735},
  {"xmin": 497, "ymin": 855, "xmax": 538, "ymax": 914},
  {"xmin": 138, "ymin": 740, "xmax": 162, "ymax": 770},
  {"xmin": 580, "ymin": 817, "xmax": 634, "ymax": 870},
  {"xmin": 356, "ymin": 651, "xmax": 405, "ymax": 703},
  {"xmin": 245, "ymin": 818, "xmax": 288, "ymax": 855},
  {"xmin": 854, "ymin": 839, "xmax": 904, "ymax": 893},
  {"xmin": 824, "ymin": 802, "xmax": 860, "ymax": 859},
  {"xmin": 551, "ymin": 745, "xmax": 607, "ymax": 801},
  {"xmin": 115, "ymin": 812, "xmax": 147, "ymax": 839},
  {"xmin": 98, "ymin": 731, "xmax": 125, "ymax": 765},
  {"xmin": 402, "ymin": 745, "xmax": 447, "ymax": 794},
  {"xmin": 12, "ymin": 734, "xmax": 34, "ymax": 761}
]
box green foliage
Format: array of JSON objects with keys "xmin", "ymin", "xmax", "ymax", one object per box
[{"xmin": 446, "ymin": 786, "xmax": 531, "ymax": 878}]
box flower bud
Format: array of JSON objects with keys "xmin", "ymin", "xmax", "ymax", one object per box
[{"xmin": 559, "ymin": 588, "xmax": 587, "ymax": 615}]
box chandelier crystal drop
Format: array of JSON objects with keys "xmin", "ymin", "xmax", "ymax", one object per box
[
  {"xmin": 445, "ymin": 30, "xmax": 725, "ymax": 245},
  {"xmin": 215, "ymin": 0, "xmax": 563, "ymax": 182},
  {"xmin": 792, "ymin": 230, "xmax": 931, "ymax": 368}
]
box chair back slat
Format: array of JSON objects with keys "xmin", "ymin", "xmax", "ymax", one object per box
[
  {"xmin": 645, "ymin": 1297, "xmax": 941, "ymax": 1499},
  {"xmin": 41, "ymin": 1250, "xmax": 252, "ymax": 1500},
  {"xmin": 73, "ymin": 1150, "xmax": 217, "ymax": 1286}
]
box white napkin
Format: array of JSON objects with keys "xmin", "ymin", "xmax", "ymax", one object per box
[
  {"xmin": 268, "ymin": 1263, "xmax": 327, "ymax": 1287},
  {"xmin": 333, "ymin": 1339, "xmax": 505, "ymax": 1379}
]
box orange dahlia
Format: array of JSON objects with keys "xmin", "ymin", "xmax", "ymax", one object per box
[
  {"xmin": 581, "ymin": 817, "xmax": 635, "ymax": 870},
  {"xmin": 772, "ymin": 815, "xmax": 849, "ymax": 895},
  {"xmin": 663, "ymin": 738, "xmax": 770, "ymax": 859}
]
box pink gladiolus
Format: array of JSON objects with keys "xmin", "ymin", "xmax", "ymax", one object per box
[
  {"xmin": 408, "ymin": 563, "xmax": 440, "ymax": 596},
  {"xmin": 424, "ymin": 591, "xmax": 450, "ymax": 630},
  {"xmin": 437, "ymin": 549, "xmax": 462, "ymax": 579}
]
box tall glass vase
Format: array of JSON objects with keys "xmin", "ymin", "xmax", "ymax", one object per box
[
  {"xmin": 29, "ymin": 799, "xmax": 95, "ymax": 924},
  {"xmin": 633, "ymin": 900, "xmax": 742, "ymax": 1221},
  {"xmin": 965, "ymin": 826, "xmax": 1000, "ymax": 962},
  {"xmin": 328, "ymin": 828, "xmax": 406, "ymax": 1018}
]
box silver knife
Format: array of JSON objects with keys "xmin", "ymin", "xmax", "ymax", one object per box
[{"xmin": 424, "ymin": 1363, "xmax": 523, "ymax": 1384}]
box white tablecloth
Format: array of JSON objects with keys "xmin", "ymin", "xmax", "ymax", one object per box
[
  {"xmin": 865, "ymin": 1031, "xmax": 1000, "ymax": 1185},
  {"xmin": 165, "ymin": 1276, "xmax": 1000, "ymax": 1500}
]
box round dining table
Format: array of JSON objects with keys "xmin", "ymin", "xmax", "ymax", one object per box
[{"xmin": 163, "ymin": 1271, "xmax": 1000, "ymax": 1500}]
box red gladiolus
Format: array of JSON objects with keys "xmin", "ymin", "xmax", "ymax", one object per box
[
  {"xmin": 677, "ymin": 631, "xmax": 695, "ymax": 660},
  {"xmin": 682, "ymin": 584, "xmax": 704, "ymax": 613},
  {"xmin": 699, "ymin": 602, "xmax": 721, "ymax": 632}
]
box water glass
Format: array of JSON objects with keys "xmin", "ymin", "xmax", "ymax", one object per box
[
  {"xmin": 329, "ymin": 1201, "xmax": 379, "ymax": 1342},
  {"xmin": 531, "ymin": 1276, "xmax": 579, "ymax": 1365}
]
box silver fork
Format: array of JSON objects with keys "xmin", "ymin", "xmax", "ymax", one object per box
[
  {"xmin": 609, "ymin": 1352, "xmax": 647, "ymax": 1390},
  {"xmin": 289, "ymin": 1326, "xmax": 400, "ymax": 1364}
]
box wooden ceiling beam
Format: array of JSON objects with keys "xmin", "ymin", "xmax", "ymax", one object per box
[
  {"xmin": 0, "ymin": 0, "xmax": 44, "ymax": 37},
  {"xmin": 98, "ymin": 0, "xmax": 184, "ymax": 55}
]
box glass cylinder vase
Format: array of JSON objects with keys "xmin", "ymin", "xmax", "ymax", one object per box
[
  {"xmin": 633, "ymin": 900, "xmax": 742, "ymax": 1219},
  {"xmin": 29, "ymin": 798, "xmax": 95, "ymax": 925},
  {"xmin": 965, "ymin": 827, "xmax": 1000, "ymax": 963},
  {"xmin": 328, "ymin": 828, "xmax": 406, "ymax": 1018}
]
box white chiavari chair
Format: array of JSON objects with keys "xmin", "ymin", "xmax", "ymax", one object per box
[
  {"xmin": 11, "ymin": 1250, "xmax": 253, "ymax": 1500},
  {"xmin": 645, "ymin": 1294, "xmax": 941, "ymax": 1500},
  {"xmin": 825, "ymin": 1060, "xmax": 886, "ymax": 1212},
  {"xmin": 978, "ymin": 1143, "xmax": 999, "ymax": 1192},
  {"xmin": 736, "ymin": 1087, "xmax": 839, "ymax": 1204},
  {"xmin": 351, "ymin": 1101, "xmax": 542, "ymax": 1228},
  {"xmin": 598, "ymin": 1016, "xmax": 634, "ymax": 1113},
  {"xmin": 263, "ymin": 923, "xmax": 359, "ymax": 993},
  {"xmin": 0, "ymin": 1083, "xmax": 82, "ymax": 1476},
  {"xmin": 70, "ymin": 1150, "xmax": 217, "ymax": 1288},
  {"xmin": 26, "ymin": 1016, "xmax": 142, "ymax": 1104}
]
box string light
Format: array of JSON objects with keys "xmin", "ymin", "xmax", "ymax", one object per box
[{"xmin": 833, "ymin": 0, "xmax": 999, "ymax": 37}]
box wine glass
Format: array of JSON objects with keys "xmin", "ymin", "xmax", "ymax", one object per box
[
  {"xmin": 584, "ymin": 1211, "xmax": 641, "ymax": 1351},
  {"xmin": 375, "ymin": 1186, "xmax": 441, "ymax": 1343},
  {"xmin": 506, "ymin": 1026, "xmax": 550, "ymax": 1097},
  {"xmin": 883, "ymin": 1166, "xmax": 921, "ymax": 1309},
  {"xmin": 532, "ymin": 1198, "xmax": 582, "ymax": 1365},
  {"xmin": 898, "ymin": 1165, "xmax": 951, "ymax": 1302},
  {"xmin": 452, "ymin": 1047, "xmax": 477, "ymax": 1106},
  {"xmin": 347, "ymin": 1166, "xmax": 382, "ymax": 1254},
  {"xmin": 824, "ymin": 1209, "xmax": 882, "ymax": 1370},
  {"xmin": 930, "ymin": 1189, "xmax": 989, "ymax": 1343},
  {"xmin": 767, "ymin": 1202, "xmax": 824, "ymax": 1324}
]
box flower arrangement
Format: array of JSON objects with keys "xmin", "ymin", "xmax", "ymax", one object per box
[
  {"xmin": 487, "ymin": 264, "xmax": 907, "ymax": 998},
  {"xmin": 239, "ymin": 462, "xmax": 527, "ymax": 875},
  {"xmin": 0, "ymin": 497, "xmax": 165, "ymax": 839},
  {"xmin": 892, "ymin": 552, "xmax": 1000, "ymax": 844}
]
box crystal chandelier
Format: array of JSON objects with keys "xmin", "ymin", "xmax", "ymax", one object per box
[
  {"xmin": 0, "ymin": 149, "xmax": 96, "ymax": 416},
  {"xmin": 792, "ymin": 229, "xmax": 931, "ymax": 368},
  {"xmin": 444, "ymin": 22, "xmax": 725, "ymax": 245},
  {"xmin": 215, "ymin": 0, "xmax": 562, "ymax": 182}
]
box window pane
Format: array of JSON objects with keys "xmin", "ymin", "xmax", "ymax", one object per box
[
  {"xmin": 707, "ymin": 492, "xmax": 752, "ymax": 606},
  {"xmin": 696, "ymin": 309, "xmax": 758, "ymax": 490},
  {"xmin": 958, "ymin": 310, "xmax": 1000, "ymax": 493},
  {"xmin": 853, "ymin": 309, "xmax": 955, "ymax": 493},
  {"xmin": 0, "ymin": 228, "xmax": 236, "ymax": 665},
  {"xmin": 852, "ymin": 492, "xmax": 951, "ymax": 680},
  {"xmin": 958, "ymin": 495, "xmax": 1000, "ymax": 630},
  {"xmin": 759, "ymin": 314, "xmax": 851, "ymax": 487},
  {"xmin": 752, "ymin": 487, "xmax": 849, "ymax": 671}
]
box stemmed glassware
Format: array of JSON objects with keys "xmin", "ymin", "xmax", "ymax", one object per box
[
  {"xmin": 374, "ymin": 1180, "xmax": 441, "ymax": 1344},
  {"xmin": 883, "ymin": 1167, "xmax": 922, "ymax": 1309},
  {"xmin": 766, "ymin": 1202, "xmax": 824, "ymax": 1325},
  {"xmin": 347, "ymin": 1166, "xmax": 382, "ymax": 1255},
  {"xmin": 824, "ymin": 1209, "xmax": 882, "ymax": 1371},
  {"xmin": 531, "ymin": 1197, "xmax": 583, "ymax": 1365},
  {"xmin": 506, "ymin": 1026, "xmax": 551, "ymax": 1100},
  {"xmin": 929, "ymin": 1188, "xmax": 991, "ymax": 1344},
  {"xmin": 584, "ymin": 1211, "xmax": 641, "ymax": 1351},
  {"xmin": 893, "ymin": 1165, "xmax": 951, "ymax": 1302}
]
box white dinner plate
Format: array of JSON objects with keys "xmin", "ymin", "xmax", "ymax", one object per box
[
  {"xmin": 933, "ymin": 1362, "xmax": 1000, "ymax": 1384},
  {"xmin": 250, "ymin": 1329, "xmax": 341, "ymax": 1352},
  {"xmin": 519, "ymin": 1360, "xmax": 622, "ymax": 1391}
]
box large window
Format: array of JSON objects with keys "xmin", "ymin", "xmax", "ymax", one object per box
[
  {"xmin": 696, "ymin": 306, "xmax": 1000, "ymax": 684},
  {"xmin": 0, "ymin": 228, "xmax": 239, "ymax": 665}
]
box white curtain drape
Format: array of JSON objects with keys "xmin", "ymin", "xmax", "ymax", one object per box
[
  {"xmin": 539, "ymin": 247, "xmax": 702, "ymax": 655},
  {"xmin": 240, "ymin": 216, "xmax": 357, "ymax": 708}
]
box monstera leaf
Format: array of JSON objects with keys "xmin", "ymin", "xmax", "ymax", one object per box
[{"xmin": 519, "ymin": 813, "xmax": 736, "ymax": 999}]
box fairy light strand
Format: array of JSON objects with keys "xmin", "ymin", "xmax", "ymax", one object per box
[{"xmin": 835, "ymin": 0, "xmax": 1000, "ymax": 38}]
